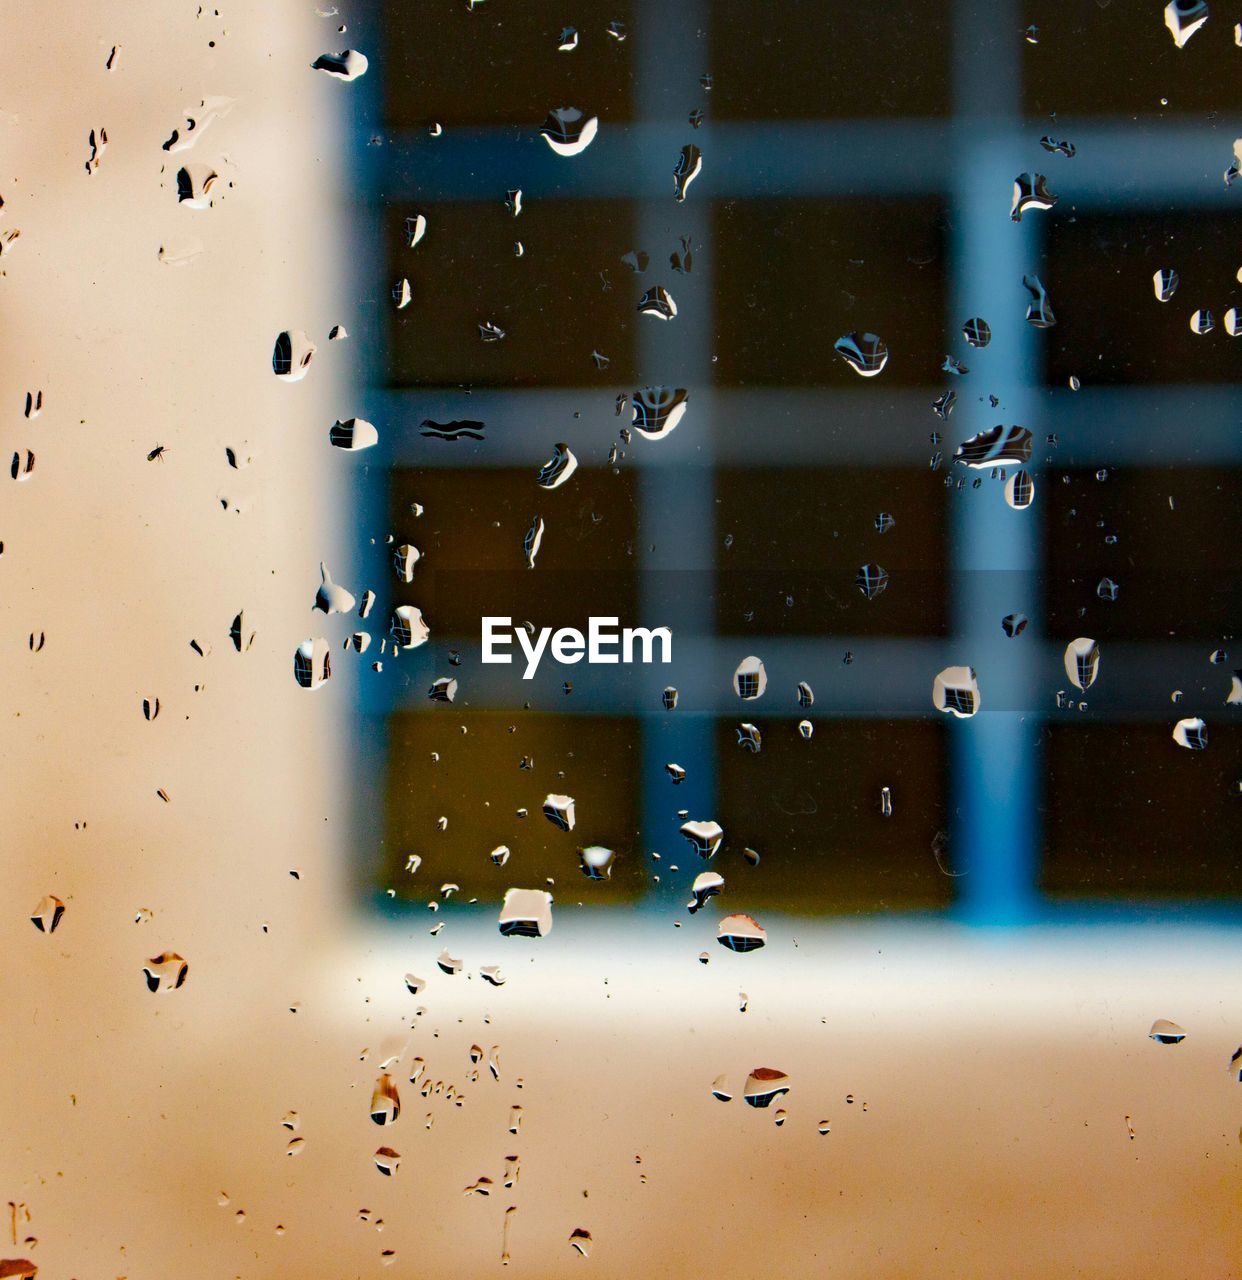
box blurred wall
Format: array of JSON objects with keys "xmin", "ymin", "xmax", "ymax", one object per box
[{"xmin": 0, "ymin": 5, "xmax": 1239, "ymax": 1280}]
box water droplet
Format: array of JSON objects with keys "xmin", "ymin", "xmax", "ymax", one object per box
[
  {"xmin": 143, "ymin": 952, "xmax": 189, "ymax": 992},
  {"xmin": 1011, "ymin": 173, "xmax": 1058, "ymax": 221},
  {"xmin": 717, "ymin": 913, "xmax": 766, "ymax": 952},
  {"xmin": 743, "ymin": 1067, "xmax": 789, "ymax": 1107},
  {"xmin": 370, "ymin": 1074, "xmax": 401, "ymax": 1125},
  {"xmin": 1172, "ymin": 717, "xmax": 1208, "ymax": 749},
  {"xmin": 736, "ymin": 722, "xmax": 762, "ymax": 752},
  {"xmin": 687, "ymin": 871, "xmax": 724, "ymax": 914},
  {"xmin": 402, "ymin": 212, "xmax": 428, "ymax": 249},
  {"xmin": 732, "ymin": 655, "xmax": 767, "ymax": 700},
  {"xmin": 1164, "ymin": 0, "xmax": 1208, "ymax": 48},
  {"xmin": 328, "ymin": 417, "xmax": 378, "ymax": 451},
  {"xmin": 272, "ymin": 330, "xmax": 315, "ymax": 381},
  {"xmin": 1153, "ymin": 268, "xmax": 1179, "ymax": 302},
  {"xmin": 1039, "ymin": 135, "xmax": 1076, "ymax": 158},
  {"xmin": 499, "ymin": 888, "xmax": 553, "ymax": 937},
  {"xmin": 374, "ymin": 1147, "xmax": 401, "ymax": 1176},
  {"xmin": 1063, "ymin": 637, "xmax": 1100, "ymax": 691},
  {"xmin": 390, "ymin": 605, "xmax": 430, "ymax": 650},
  {"xmin": 175, "ymin": 164, "xmax": 218, "ymax": 208},
  {"xmin": 10, "ymin": 449, "xmax": 36, "ymax": 481},
  {"xmin": 540, "ymin": 108, "xmax": 598, "ymax": 157},
  {"xmin": 481, "ymin": 965, "xmax": 507, "ymax": 986},
  {"xmin": 311, "ymin": 49, "xmax": 369, "ymax": 80},
  {"xmin": 834, "ymin": 331, "xmax": 889, "ymax": 377},
  {"xmin": 557, "ymin": 26, "xmax": 579, "ymax": 51},
  {"xmin": 933, "ymin": 666, "xmax": 981, "ymax": 718},
  {"xmin": 392, "ymin": 544, "xmax": 421, "ymax": 584},
  {"xmin": 1189, "ymin": 308, "xmax": 1214, "ymax": 335},
  {"xmin": 1097, "ymin": 577, "xmax": 1119, "ymax": 601},
  {"xmin": 637, "ymin": 286, "xmax": 677, "ymax": 320},
  {"xmin": 955, "ymin": 425, "xmax": 1032, "ymax": 468},
  {"xmin": 30, "ymin": 894, "xmax": 65, "ymax": 934},
  {"xmin": 1004, "ymin": 469, "xmax": 1035, "ymax": 509},
  {"xmin": 662, "ymin": 686, "xmax": 679, "ymax": 711},
  {"xmin": 293, "ymin": 638, "xmax": 332, "ymax": 690},
  {"xmin": 1002, "ymin": 612, "xmax": 1028, "ymax": 637},
  {"xmin": 1148, "ymin": 1017, "xmax": 1187, "ymax": 1044},
  {"xmin": 632, "ymin": 386, "xmax": 689, "ymax": 439},
  {"xmin": 880, "ymin": 786, "xmax": 894, "ymax": 818},
  {"xmin": 797, "ymin": 719, "xmax": 813, "ymax": 739},
  {"xmin": 855, "ymin": 563, "xmax": 889, "ymax": 599},
  {"xmin": 542, "ymin": 793, "xmax": 576, "ymax": 831},
  {"xmin": 1022, "ymin": 274, "xmax": 1056, "ymax": 327},
  {"xmin": 962, "ymin": 317, "xmax": 992, "ymax": 348},
  {"xmin": 680, "ymin": 820, "xmax": 724, "ymax": 859},
  {"xmin": 392, "ymin": 278, "xmax": 412, "ymax": 309},
  {"xmin": 674, "ymin": 145, "xmax": 702, "ymax": 202},
  {"xmin": 536, "ymin": 443, "xmax": 578, "ymax": 489},
  {"xmin": 314, "ymin": 563, "xmax": 355, "ymax": 614},
  {"xmin": 579, "ymin": 845, "xmax": 615, "ymax": 881}
]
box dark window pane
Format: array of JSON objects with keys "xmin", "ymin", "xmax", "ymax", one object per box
[
  {"xmin": 1043, "ymin": 467, "xmax": 1241, "ymax": 641},
  {"xmin": 384, "ymin": 202, "xmax": 637, "ymax": 387},
  {"xmin": 381, "ymin": 712, "xmax": 642, "ymax": 903},
  {"xmin": 715, "ymin": 468, "xmax": 948, "ymax": 636},
  {"xmin": 710, "ymin": 0, "xmax": 951, "ymax": 120},
  {"xmin": 389, "ymin": 467, "xmax": 639, "ymax": 636},
  {"xmin": 1022, "ymin": 4, "xmax": 1242, "ymax": 117},
  {"xmin": 1042, "ymin": 723, "xmax": 1242, "ymax": 898},
  {"xmin": 714, "ymin": 199, "xmax": 947, "ymax": 387},
  {"xmin": 1043, "ymin": 214, "xmax": 1242, "ymax": 387},
  {"xmin": 383, "ymin": 1, "xmax": 635, "ymax": 129},
  {"xmin": 714, "ymin": 719, "xmax": 951, "ymax": 912}
]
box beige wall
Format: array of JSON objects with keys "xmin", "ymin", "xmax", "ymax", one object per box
[{"xmin": 1, "ymin": 5, "xmax": 1239, "ymax": 1278}]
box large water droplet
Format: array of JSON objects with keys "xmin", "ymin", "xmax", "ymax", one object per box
[
  {"xmin": 536, "ymin": 444, "xmax": 578, "ymax": 489},
  {"xmin": 954, "ymin": 424, "xmax": 1032, "ymax": 468},
  {"xmin": 1010, "ymin": 173, "xmax": 1058, "ymax": 221},
  {"xmin": 498, "ymin": 888, "xmax": 553, "ymax": 937},
  {"xmin": 293, "ymin": 639, "xmax": 332, "ymax": 690},
  {"xmin": 732, "ymin": 655, "xmax": 767, "ymax": 700},
  {"xmin": 1149, "ymin": 1017, "xmax": 1187, "ymax": 1044},
  {"xmin": 311, "ymin": 48, "xmax": 369, "ymax": 80},
  {"xmin": 834, "ymin": 331, "xmax": 889, "ymax": 377},
  {"xmin": 933, "ymin": 666, "xmax": 981, "ymax": 718},
  {"xmin": 632, "ymin": 386, "xmax": 689, "ymax": 439},
  {"xmin": 717, "ymin": 913, "xmax": 766, "ymax": 952},
  {"xmin": 542, "ymin": 793, "xmax": 576, "ymax": 831},
  {"xmin": 272, "ymin": 330, "xmax": 316, "ymax": 381},
  {"xmin": 30, "ymin": 894, "xmax": 65, "ymax": 934},
  {"xmin": 855, "ymin": 563, "xmax": 889, "ymax": 599},
  {"xmin": 143, "ymin": 952, "xmax": 189, "ymax": 992},
  {"xmin": 370, "ymin": 1074, "xmax": 401, "ymax": 1125},
  {"xmin": 540, "ymin": 108, "xmax": 598, "ymax": 157},
  {"xmin": 1164, "ymin": 0, "xmax": 1208, "ymax": 48},
  {"xmin": 1153, "ymin": 268, "xmax": 1179, "ymax": 302},
  {"xmin": 674, "ymin": 145, "xmax": 702, "ymax": 202},
  {"xmin": 743, "ymin": 1067, "xmax": 789, "ymax": 1107},
  {"xmin": 1063, "ymin": 637, "xmax": 1100, "ymax": 691},
  {"xmin": 1172, "ymin": 717, "xmax": 1208, "ymax": 749},
  {"xmin": 315, "ymin": 563, "xmax": 355, "ymax": 614}
]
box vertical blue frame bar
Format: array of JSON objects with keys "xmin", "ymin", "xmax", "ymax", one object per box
[{"xmin": 949, "ymin": 0, "xmax": 1041, "ymax": 922}]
